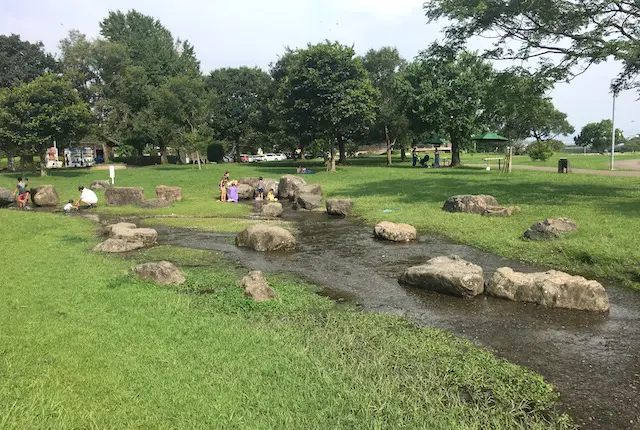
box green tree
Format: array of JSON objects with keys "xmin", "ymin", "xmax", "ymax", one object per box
[
  {"xmin": 0, "ymin": 74, "xmax": 93, "ymax": 175},
  {"xmin": 0, "ymin": 34, "xmax": 58, "ymax": 88},
  {"xmin": 92, "ymin": 10, "xmax": 201, "ymax": 163},
  {"xmin": 361, "ymin": 47, "xmax": 409, "ymax": 165},
  {"xmin": 274, "ymin": 42, "xmax": 377, "ymax": 171},
  {"xmin": 483, "ymin": 69, "xmax": 574, "ymax": 144},
  {"xmin": 574, "ymin": 120, "xmax": 624, "ymax": 153},
  {"xmin": 424, "ymin": 0, "xmax": 640, "ymax": 94},
  {"xmin": 397, "ymin": 46, "xmax": 494, "ymax": 166},
  {"xmin": 528, "ymin": 140, "xmax": 554, "ymax": 161},
  {"xmin": 547, "ymin": 139, "xmax": 566, "ymax": 152},
  {"xmin": 623, "ymin": 136, "xmax": 640, "ymax": 153},
  {"xmin": 206, "ymin": 67, "xmax": 272, "ymax": 161}
]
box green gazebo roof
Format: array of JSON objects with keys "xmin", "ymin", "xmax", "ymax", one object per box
[
  {"xmin": 424, "ymin": 137, "xmax": 450, "ymax": 145},
  {"xmin": 471, "ymin": 132, "xmax": 509, "ymax": 141}
]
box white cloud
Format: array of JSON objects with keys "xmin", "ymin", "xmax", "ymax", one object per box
[{"xmin": 327, "ymin": 0, "xmax": 423, "ymax": 18}]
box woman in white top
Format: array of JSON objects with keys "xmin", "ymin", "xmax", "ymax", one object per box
[{"xmin": 75, "ymin": 186, "xmax": 98, "ymax": 208}]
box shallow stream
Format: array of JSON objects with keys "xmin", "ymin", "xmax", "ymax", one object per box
[{"xmin": 69, "ymin": 205, "xmax": 640, "ymax": 429}]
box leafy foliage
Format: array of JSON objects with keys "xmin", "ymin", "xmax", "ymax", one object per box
[
  {"xmin": 528, "ymin": 140, "xmax": 555, "ymax": 161},
  {"xmin": 0, "ymin": 74, "xmax": 93, "ymax": 171},
  {"xmin": 574, "ymin": 119, "xmax": 625, "ymax": 153},
  {"xmin": 0, "ymin": 34, "xmax": 58, "ymax": 88},
  {"xmin": 397, "ymin": 46, "xmax": 493, "ymax": 166},
  {"xmin": 273, "ymin": 42, "xmax": 377, "ymax": 168},
  {"xmin": 424, "ymin": 0, "xmax": 640, "ymax": 94}
]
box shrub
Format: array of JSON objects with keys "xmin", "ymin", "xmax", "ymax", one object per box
[
  {"xmin": 528, "ymin": 140, "xmax": 554, "ymax": 161},
  {"xmin": 207, "ymin": 142, "xmax": 225, "ymax": 163}
]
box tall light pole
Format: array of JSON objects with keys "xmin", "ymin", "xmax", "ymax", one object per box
[{"xmin": 610, "ymin": 81, "xmax": 618, "ymax": 170}]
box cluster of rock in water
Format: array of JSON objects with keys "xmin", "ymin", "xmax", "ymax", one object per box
[{"xmin": 2, "ymin": 177, "xmax": 605, "ymax": 310}]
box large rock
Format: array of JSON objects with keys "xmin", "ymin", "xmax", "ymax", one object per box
[
  {"xmin": 105, "ymin": 222, "xmax": 157, "ymax": 245},
  {"xmin": 373, "ymin": 221, "xmax": 417, "ymax": 242},
  {"xmin": 104, "ymin": 187, "xmax": 144, "ymax": 206},
  {"xmin": 399, "ymin": 255, "xmax": 485, "ymax": 298},
  {"xmin": 326, "ymin": 199, "xmax": 353, "ymax": 217},
  {"xmin": 236, "ymin": 224, "xmax": 296, "ymax": 252},
  {"xmin": 90, "ymin": 180, "xmax": 111, "ymax": 190},
  {"xmin": 238, "ymin": 270, "xmax": 278, "ymax": 302},
  {"xmin": 523, "ymin": 218, "xmax": 577, "ymax": 241},
  {"xmin": 0, "ymin": 187, "xmax": 15, "ymax": 207},
  {"xmin": 262, "ymin": 179, "xmax": 279, "ymax": 195},
  {"xmin": 262, "ymin": 202, "xmax": 283, "ymax": 217},
  {"xmin": 156, "ymin": 185, "xmax": 183, "ymax": 202},
  {"xmin": 30, "ymin": 185, "xmax": 58, "ymax": 206},
  {"xmin": 443, "ymin": 195, "xmax": 500, "ymax": 215},
  {"xmin": 298, "ymin": 184, "xmax": 322, "ymax": 196},
  {"xmin": 278, "ymin": 175, "xmax": 306, "ymax": 200},
  {"xmin": 134, "ymin": 261, "xmax": 186, "ymax": 285},
  {"xmin": 237, "ymin": 184, "xmax": 254, "ymax": 200},
  {"xmin": 293, "ymin": 193, "xmax": 322, "ymax": 210},
  {"xmin": 93, "ymin": 239, "xmax": 145, "ymax": 253},
  {"xmin": 238, "ymin": 177, "xmax": 259, "ymax": 188},
  {"xmin": 487, "ymin": 268, "xmax": 609, "ymax": 312}
]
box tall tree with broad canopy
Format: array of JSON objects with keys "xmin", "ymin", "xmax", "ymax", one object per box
[
  {"xmin": 206, "ymin": 67, "xmax": 273, "ymax": 161},
  {"xmin": 397, "ymin": 46, "xmax": 494, "ymax": 166},
  {"xmin": 273, "ymin": 42, "xmax": 377, "ymax": 171},
  {"xmin": 361, "ymin": 47, "xmax": 410, "ymax": 165},
  {"xmin": 0, "ymin": 34, "xmax": 58, "ymax": 88},
  {"xmin": 424, "ymin": 0, "xmax": 640, "ymax": 94},
  {"xmin": 90, "ymin": 10, "xmax": 200, "ymax": 163},
  {"xmin": 483, "ymin": 68, "xmax": 574, "ymax": 145},
  {"xmin": 0, "ymin": 74, "xmax": 93, "ymax": 175},
  {"xmin": 574, "ymin": 119, "xmax": 625, "ymax": 153}
]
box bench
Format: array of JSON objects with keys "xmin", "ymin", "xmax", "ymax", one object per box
[{"xmin": 483, "ymin": 157, "xmax": 504, "ymax": 170}]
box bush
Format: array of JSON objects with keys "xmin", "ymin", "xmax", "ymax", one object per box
[
  {"xmin": 527, "ymin": 140, "xmax": 554, "ymax": 161},
  {"xmin": 111, "ymin": 155, "xmax": 179, "ymax": 166},
  {"xmin": 207, "ymin": 142, "xmax": 225, "ymax": 162}
]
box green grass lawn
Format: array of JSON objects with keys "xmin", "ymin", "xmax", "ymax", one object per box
[
  {"xmin": 0, "ymin": 210, "xmax": 573, "ymax": 429},
  {"xmin": 461, "ymin": 152, "xmax": 640, "ymax": 170},
  {"xmin": 2, "ymin": 162, "xmax": 639, "ymax": 288}
]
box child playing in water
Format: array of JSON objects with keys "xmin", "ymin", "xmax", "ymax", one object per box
[
  {"xmin": 227, "ymin": 181, "xmax": 239, "ymax": 203},
  {"xmin": 257, "ymin": 177, "xmax": 264, "ymax": 200},
  {"xmin": 63, "ymin": 199, "xmax": 75, "ymax": 211},
  {"xmin": 266, "ymin": 190, "xmax": 278, "ymax": 202}
]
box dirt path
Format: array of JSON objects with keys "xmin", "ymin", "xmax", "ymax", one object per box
[{"xmin": 512, "ymin": 164, "xmax": 640, "ymax": 176}]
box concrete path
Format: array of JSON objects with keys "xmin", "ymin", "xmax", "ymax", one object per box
[{"xmin": 512, "ymin": 164, "xmax": 640, "ymax": 177}]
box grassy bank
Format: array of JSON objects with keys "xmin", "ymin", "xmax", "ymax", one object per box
[
  {"xmin": 461, "ymin": 152, "xmax": 640, "ymax": 170},
  {"xmin": 2, "ymin": 163, "xmax": 640, "ymax": 289},
  {"xmin": 0, "ymin": 210, "xmax": 573, "ymax": 428}
]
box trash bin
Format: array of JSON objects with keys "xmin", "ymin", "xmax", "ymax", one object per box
[{"xmin": 558, "ymin": 158, "xmax": 570, "ymax": 173}]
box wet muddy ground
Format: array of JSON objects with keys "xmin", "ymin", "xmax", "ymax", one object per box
[{"xmin": 149, "ymin": 206, "xmax": 640, "ymax": 430}]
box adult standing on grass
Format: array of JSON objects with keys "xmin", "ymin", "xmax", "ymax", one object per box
[
  {"xmin": 412, "ymin": 147, "xmax": 418, "ymax": 167},
  {"xmin": 218, "ymin": 171, "xmax": 230, "ymax": 202},
  {"xmin": 75, "ymin": 186, "xmax": 98, "ymax": 208},
  {"xmin": 434, "ymin": 148, "xmax": 441, "ymax": 168}
]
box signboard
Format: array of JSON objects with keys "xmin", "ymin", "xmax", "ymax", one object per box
[{"xmin": 109, "ymin": 165, "xmax": 115, "ymax": 184}]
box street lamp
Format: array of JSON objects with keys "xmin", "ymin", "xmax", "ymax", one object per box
[{"xmin": 610, "ymin": 80, "xmax": 618, "ymax": 170}]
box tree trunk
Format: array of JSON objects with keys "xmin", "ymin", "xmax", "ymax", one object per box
[
  {"xmin": 7, "ymin": 155, "xmax": 15, "ymax": 171},
  {"xmin": 385, "ymin": 125, "xmax": 392, "ymax": 166},
  {"xmin": 450, "ymin": 139, "xmax": 461, "ymax": 167},
  {"xmin": 196, "ymin": 150, "xmax": 202, "ymax": 170},
  {"xmin": 338, "ymin": 139, "xmax": 346, "ymax": 165},
  {"xmin": 329, "ymin": 139, "xmax": 336, "ymax": 172},
  {"xmin": 102, "ymin": 143, "xmax": 111, "ymax": 163},
  {"xmin": 40, "ymin": 153, "xmax": 47, "ymax": 177},
  {"xmin": 160, "ymin": 148, "xmax": 168, "ymax": 165},
  {"xmin": 234, "ymin": 141, "xmax": 241, "ymax": 163},
  {"xmin": 400, "ymin": 148, "xmax": 406, "ymax": 162}
]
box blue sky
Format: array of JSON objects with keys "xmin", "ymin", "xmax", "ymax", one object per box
[{"xmin": 2, "ymin": 0, "xmax": 638, "ymax": 141}]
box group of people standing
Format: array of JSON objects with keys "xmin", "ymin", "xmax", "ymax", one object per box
[
  {"xmin": 412, "ymin": 147, "xmax": 441, "ymax": 168},
  {"xmin": 217, "ymin": 172, "xmax": 277, "ymax": 202}
]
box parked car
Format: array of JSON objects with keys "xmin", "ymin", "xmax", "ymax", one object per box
[
  {"xmin": 239, "ymin": 154, "xmax": 250, "ymax": 163},
  {"xmin": 263, "ymin": 153, "xmax": 278, "ymax": 161},
  {"xmin": 275, "ymin": 153, "xmax": 287, "ymax": 161},
  {"xmin": 223, "ymin": 155, "xmax": 234, "ymax": 163},
  {"xmin": 251, "ymin": 154, "xmax": 266, "ymax": 162}
]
